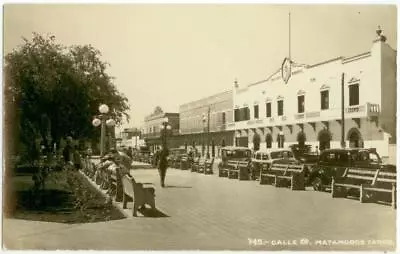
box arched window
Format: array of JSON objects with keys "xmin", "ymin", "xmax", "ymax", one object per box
[
  {"xmin": 265, "ymin": 134, "xmax": 272, "ymax": 149},
  {"xmin": 347, "ymin": 128, "xmax": 363, "ymax": 148},
  {"xmin": 253, "ymin": 133, "xmax": 261, "ymax": 151},
  {"xmin": 318, "ymin": 129, "xmax": 331, "ymax": 151},
  {"xmin": 297, "ymin": 131, "xmax": 306, "ymax": 148},
  {"xmin": 277, "ymin": 132, "xmax": 285, "ymax": 148}
]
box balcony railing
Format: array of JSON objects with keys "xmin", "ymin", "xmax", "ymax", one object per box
[
  {"xmin": 306, "ymin": 111, "xmax": 320, "ymax": 118},
  {"xmin": 294, "ymin": 113, "xmax": 305, "ymax": 119},
  {"xmin": 346, "ymin": 105, "xmax": 366, "ymax": 113},
  {"xmin": 226, "ymin": 103, "xmax": 380, "ymax": 131}
]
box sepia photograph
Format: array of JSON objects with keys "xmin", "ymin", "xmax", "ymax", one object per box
[{"xmin": 2, "ymin": 2, "xmax": 398, "ymax": 251}]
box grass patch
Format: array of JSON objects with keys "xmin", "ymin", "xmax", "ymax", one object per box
[{"xmin": 7, "ymin": 170, "xmax": 126, "ymax": 224}]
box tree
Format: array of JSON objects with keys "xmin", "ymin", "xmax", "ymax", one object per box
[
  {"xmin": 152, "ymin": 106, "xmax": 163, "ymax": 116},
  {"xmin": 4, "ymin": 33, "xmax": 130, "ymax": 162},
  {"xmin": 253, "ymin": 133, "xmax": 260, "ymax": 151}
]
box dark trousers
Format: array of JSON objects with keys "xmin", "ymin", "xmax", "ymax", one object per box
[{"xmin": 158, "ymin": 167, "xmax": 167, "ymax": 184}]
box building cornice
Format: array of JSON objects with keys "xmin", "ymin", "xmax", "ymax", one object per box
[
  {"xmin": 342, "ymin": 51, "xmax": 371, "ymax": 64},
  {"xmin": 179, "ymin": 89, "xmax": 233, "ymax": 109}
]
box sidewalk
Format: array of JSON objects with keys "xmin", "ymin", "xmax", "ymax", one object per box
[{"xmin": 3, "ymin": 161, "xmax": 396, "ymax": 251}]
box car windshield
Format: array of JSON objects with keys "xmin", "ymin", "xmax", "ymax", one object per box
[
  {"xmin": 224, "ymin": 150, "xmax": 251, "ymax": 159},
  {"xmin": 255, "ymin": 153, "xmax": 269, "ymax": 160},
  {"xmin": 270, "ymin": 151, "xmax": 294, "ymax": 159}
]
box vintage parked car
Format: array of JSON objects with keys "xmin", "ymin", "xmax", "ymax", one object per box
[
  {"xmin": 251, "ymin": 149, "xmax": 298, "ymax": 180},
  {"xmin": 218, "ymin": 146, "xmax": 252, "ymax": 178},
  {"xmin": 309, "ymin": 148, "xmax": 396, "ymax": 191},
  {"xmin": 289, "ymin": 144, "xmax": 319, "ymax": 165}
]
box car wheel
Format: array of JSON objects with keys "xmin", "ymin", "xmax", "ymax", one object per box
[{"xmin": 312, "ymin": 176, "xmax": 323, "ymax": 191}]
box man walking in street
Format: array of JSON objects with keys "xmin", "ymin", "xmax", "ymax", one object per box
[{"xmin": 158, "ymin": 148, "xmax": 169, "ymax": 187}]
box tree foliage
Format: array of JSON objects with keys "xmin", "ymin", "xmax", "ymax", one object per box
[
  {"xmin": 5, "ymin": 33, "xmax": 130, "ymax": 162},
  {"xmin": 151, "ymin": 106, "xmax": 163, "ymax": 116}
]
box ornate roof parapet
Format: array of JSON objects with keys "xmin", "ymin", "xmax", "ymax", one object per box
[{"xmin": 374, "ymin": 25, "xmax": 387, "ymax": 43}]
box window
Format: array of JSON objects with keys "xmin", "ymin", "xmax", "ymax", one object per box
[
  {"xmin": 368, "ymin": 152, "xmax": 381, "ymax": 163},
  {"xmin": 254, "ymin": 105, "xmax": 259, "ymax": 119},
  {"xmin": 349, "ymin": 84, "xmax": 359, "ymax": 106},
  {"xmin": 234, "ymin": 109, "xmax": 240, "ymax": 122},
  {"xmin": 277, "ymin": 134, "xmax": 285, "ymax": 148},
  {"xmin": 277, "ymin": 100, "xmax": 284, "ymax": 116},
  {"xmin": 298, "ymin": 95, "xmax": 305, "ymax": 113},
  {"xmin": 266, "ymin": 102, "xmax": 271, "ymax": 117},
  {"xmin": 243, "ymin": 107, "xmax": 250, "ymax": 120},
  {"xmin": 222, "ymin": 112, "xmax": 226, "ymax": 124},
  {"xmin": 321, "ymin": 90, "xmax": 329, "ymax": 110}
]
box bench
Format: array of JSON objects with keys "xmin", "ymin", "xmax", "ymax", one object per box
[
  {"xmin": 228, "ymin": 161, "xmax": 250, "ymax": 180},
  {"xmin": 332, "ymin": 168, "xmax": 396, "ymax": 208},
  {"xmin": 218, "ymin": 160, "xmax": 236, "ymax": 178},
  {"xmin": 250, "ymin": 163, "xmax": 263, "ymax": 181},
  {"xmin": 361, "ymin": 170, "xmax": 396, "ymax": 209},
  {"xmin": 191, "ymin": 157, "xmax": 201, "ymax": 172},
  {"xmin": 332, "ymin": 168, "xmax": 378, "ymax": 198},
  {"xmin": 108, "ymin": 165, "xmax": 123, "ymax": 202},
  {"xmin": 197, "ymin": 158, "xmax": 207, "ymax": 173},
  {"xmin": 173, "ymin": 158, "xmax": 181, "ymax": 169},
  {"xmin": 180, "ymin": 155, "xmax": 189, "ymax": 170},
  {"xmin": 122, "ymin": 174, "xmax": 156, "ymax": 217},
  {"xmin": 204, "ymin": 158, "xmax": 215, "ymax": 175},
  {"xmin": 260, "ymin": 163, "xmax": 305, "ymax": 190}
]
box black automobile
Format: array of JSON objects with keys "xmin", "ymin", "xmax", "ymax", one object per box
[
  {"xmin": 218, "ymin": 146, "xmax": 252, "ymax": 167},
  {"xmin": 309, "ymin": 148, "xmax": 396, "ymax": 191},
  {"xmin": 289, "ymin": 144, "xmax": 319, "ymax": 164}
]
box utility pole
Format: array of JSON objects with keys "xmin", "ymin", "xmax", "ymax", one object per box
[
  {"xmin": 341, "ymin": 72, "xmax": 346, "ymax": 148},
  {"xmin": 207, "ymin": 106, "xmax": 210, "ymax": 159}
]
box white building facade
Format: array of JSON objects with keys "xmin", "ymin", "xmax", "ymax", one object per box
[{"xmin": 227, "ymin": 28, "xmax": 396, "ymax": 160}]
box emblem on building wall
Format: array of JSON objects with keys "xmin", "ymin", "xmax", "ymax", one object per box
[{"xmin": 281, "ymin": 57, "xmax": 292, "ymax": 84}]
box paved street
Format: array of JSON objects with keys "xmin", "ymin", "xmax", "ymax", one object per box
[{"xmin": 3, "ymin": 162, "xmax": 396, "ymax": 251}]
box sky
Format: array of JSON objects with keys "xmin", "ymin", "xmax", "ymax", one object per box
[{"xmin": 4, "ymin": 3, "xmax": 397, "ymax": 132}]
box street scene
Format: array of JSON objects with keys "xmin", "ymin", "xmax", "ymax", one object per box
[{"xmin": 3, "ymin": 3, "xmax": 398, "ymax": 252}]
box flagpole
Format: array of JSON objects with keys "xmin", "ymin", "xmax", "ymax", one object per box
[{"xmin": 289, "ymin": 12, "xmax": 291, "ymax": 61}]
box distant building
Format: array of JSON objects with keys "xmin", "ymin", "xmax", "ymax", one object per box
[
  {"xmin": 118, "ymin": 127, "xmax": 142, "ymax": 149},
  {"xmin": 142, "ymin": 110, "xmax": 180, "ymax": 152},
  {"xmin": 178, "ymin": 90, "xmax": 235, "ymax": 157},
  {"xmin": 228, "ymin": 27, "xmax": 396, "ymax": 159}
]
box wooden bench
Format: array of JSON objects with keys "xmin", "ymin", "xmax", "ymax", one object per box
[
  {"xmin": 197, "ymin": 157, "xmax": 207, "ymax": 173},
  {"xmin": 260, "ymin": 163, "xmax": 305, "ymax": 190},
  {"xmin": 332, "ymin": 168, "xmax": 396, "ymax": 208},
  {"xmin": 250, "ymin": 163, "xmax": 263, "ymax": 181},
  {"xmin": 361, "ymin": 170, "xmax": 396, "ymax": 209},
  {"xmin": 191, "ymin": 157, "xmax": 201, "ymax": 172},
  {"xmin": 180, "ymin": 155, "xmax": 189, "ymax": 170},
  {"xmin": 219, "ymin": 160, "xmax": 236, "ymax": 178},
  {"xmin": 122, "ymin": 175, "xmax": 156, "ymax": 217},
  {"xmin": 204, "ymin": 158, "xmax": 215, "ymax": 175},
  {"xmin": 108, "ymin": 165, "xmax": 123, "ymax": 202},
  {"xmin": 332, "ymin": 168, "xmax": 378, "ymax": 198},
  {"xmin": 228, "ymin": 161, "xmax": 250, "ymax": 180},
  {"xmin": 275, "ymin": 164, "xmax": 305, "ymax": 190},
  {"xmin": 173, "ymin": 158, "xmax": 181, "ymax": 169}
]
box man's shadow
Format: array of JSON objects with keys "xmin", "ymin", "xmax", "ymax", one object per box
[
  {"xmin": 138, "ymin": 206, "xmax": 169, "ymax": 218},
  {"xmin": 163, "ymin": 185, "xmax": 192, "ymax": 189}
]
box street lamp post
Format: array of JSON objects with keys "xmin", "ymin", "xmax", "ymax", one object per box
[
  {"xmin": 92, "ymin": 104, "xmax": 116, "ymax": 156},
  {"xmin": 160, "ymin": 117, "xmax": 171, "ymax": 150},
  {"xmin": 278, "ymin": 131, "xmax": 284, "ymax": 148},
  {"xmin": 202, "ymin": 108, "xmax": 211, "ymax": 159}
]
